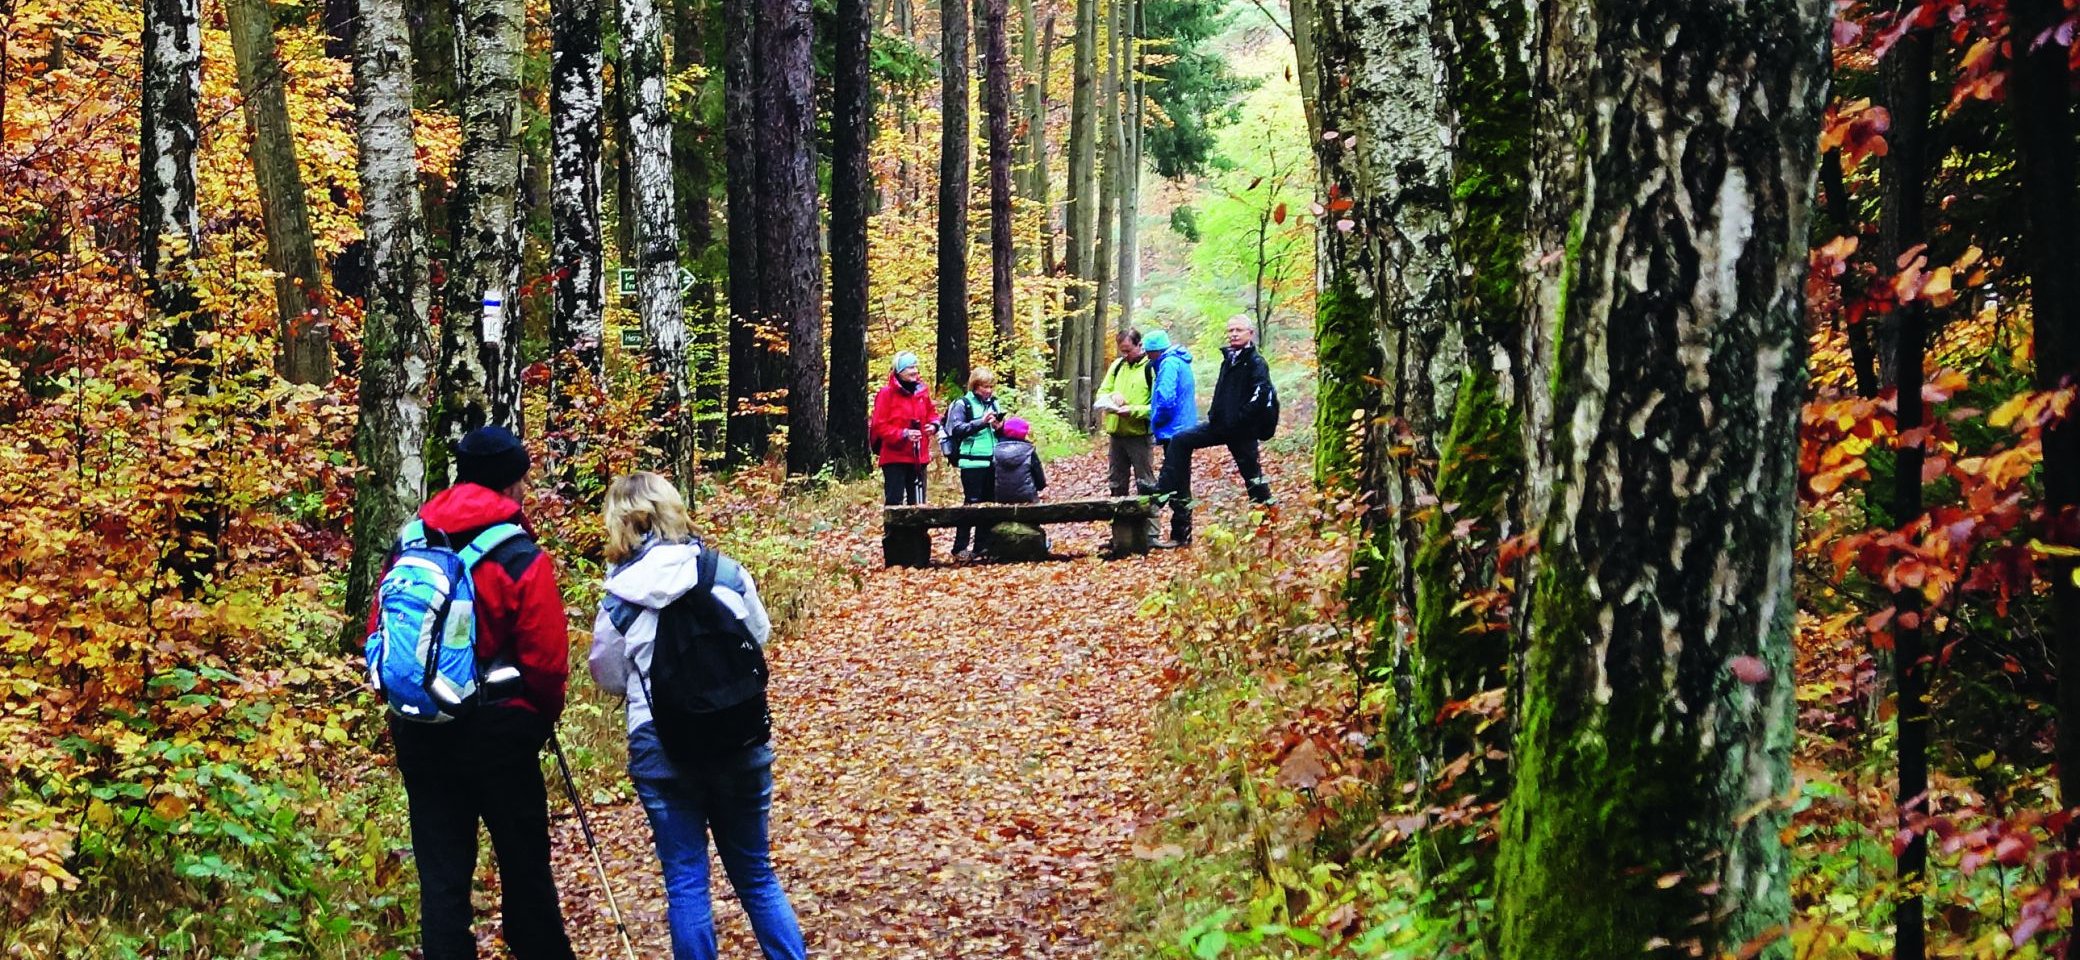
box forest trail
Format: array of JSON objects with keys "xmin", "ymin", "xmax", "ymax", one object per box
[{"xmin": 540, "ymin": 445, "xmax": 1297, "ymax": 958}]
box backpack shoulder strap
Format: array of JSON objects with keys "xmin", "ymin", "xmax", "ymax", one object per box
[
  {"xmin": 695, "ymin": 539, "xmax": 721, "ymax": 594},
  {"xmin": 458, "ymin": 522, "xmax": 526, "ymax": 568},
  {"xmin": 397, "ymin": 519, "xmax": 430, "ymax": 549}
]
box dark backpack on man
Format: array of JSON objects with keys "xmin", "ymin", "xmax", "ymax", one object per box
[
  {"xmin": 638, "ymin": 543, "xmax": 772, "ymax": 763},
  {"xmin": 1255, "ymin": 380, "xmax": 1281, "ymax": 441}
]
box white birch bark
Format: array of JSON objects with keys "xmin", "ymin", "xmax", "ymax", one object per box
[{"xmin": 619, "ymin": 0, "xmax": 693, "ymax": 480}]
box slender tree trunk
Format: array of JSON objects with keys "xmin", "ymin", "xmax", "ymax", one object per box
[
  {"xmin": 1496, "ymin": 2, "xmax": 1827, "ymax": 956},
  {"xmin": 832, "ymin": 0, "xmax": 874, "ymax": 473},
  {"xmin": 723, "ymin": 0, "xmax": 774, "ymax": 460},
  {"xmin": 322, "ymin": 0, "xmax": 357, "ymax": 59},
  {"xmin": 549, "ymin": 0, "xmax": 605, "ymax": 477},
  {"xmin": 438, "ymin": 0, "xmax": 526, "ymax": 454},
  {"xmin": 2007, "ymin": 0, "xmax": 2080, "ymax": 901},
  {"xmin": 759, "ymin": 0, "xmax": 827, "ymax": 473},
  {"xmin": 938, "ymin": 0, "xmax": 974, "ymax": 394},
  {"xmin": 1016, "ymin": 0, "xmax": 1047, "ymax": 270},
  {"xmin": 408, "ymin": 0, "xmax": 457, "ymax": 310},
  {"xmin": 1873, "ymin": 19, "xmax": 1933, "ymax": 960},
  {"xmin": 983, "ymin": 0, "xmax": 1016, "ymax": 361},
  {"xmin": 1288, "ymin": 0, "xmax": 1319, "ymax": 137},
  {"xmin": 1114, "ymin": 0, "xmax": 1138, "ymax": 332},
  {"xmin": 674, "ymin": 0, "xmax": 723, "ymax": 451},
  {"xmin": 1037, "ymin": 12, "xmax": 1056, "ymax": 276},
  {"xmin": 1084, "ymin": 0, "xmax": 1118, "ymax": 427},
  {"xmin": 1056, "ymin": 0, "xmax": 1096, "ymax": 406},
  {"xmin": 621, "ymin": 0, "xmax": 694, "ymax": 482},
  {"xmin": 1405, "ymin": 0, "xmax": 1534, "ymax": 900},
  {"xmin": 343, "ymin": 0, "xmax": 435, "ymax": 644},
  {"xmin": 226, "ymin": 0, "xmax": 331, "ymax": 384}
]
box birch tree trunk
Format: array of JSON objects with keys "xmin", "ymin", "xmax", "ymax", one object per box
[
  {"xmin": 758, "ymin": 0, "xmax": 827, "ymax": 474},
  {"xmin": 549, "ymin": 0, "xmax": 604, "ymax": 471},
  {"xmin": 1402, "ymin": 0, "xmax": 1533, "ymax": 898},
  {"xmin": 937, "ymin": 0, "xmax": 973, "ymax": 394},
  {"xmin": 439, "ymin": 0, "xmax": 526, "ymax": 451},
  {"xmin": 344, "ymin": 0, "xmax": 435, "ymax": 643},
  {"xmin": 621, "ymin": 0, "xmax": 694, "ymax": 482},
  {"xmin": 226, "ymin": 0, "xmax": 330, "ymax": 385},
  {"xmin": 983, "ymin": 0, "xmax": 1016, "ymax": 358},
  {"xmin": 832, "ymin": 0, "xmax": 874, "ymax": 472},
  {"xmin": 1310, "ymin": 0, "xmax": 1458, "ymax": 660},
  {"xmin": 1496, "ymin": 2, "xmax": 1827, "ymax": 955},
  {"xmin": 142, "ymin": 0, "xmax": 204, "ymax": 372},
  {"xmin": 723, "ymin": 0, "xmax": 774, "ymax": 461}
]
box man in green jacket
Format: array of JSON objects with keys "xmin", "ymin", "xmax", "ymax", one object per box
[{"xmin": 1097, "ymin": 328, "xmax": 1156, "ymax": 497}]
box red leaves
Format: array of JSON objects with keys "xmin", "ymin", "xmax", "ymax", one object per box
[{"xmin": 1728, "ymin": 656, "xmax": 1772, "ymax": 685}]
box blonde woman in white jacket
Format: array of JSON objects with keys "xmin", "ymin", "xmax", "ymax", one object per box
[{"xmin": 587, "ymin": 472, "xmax": 806, "ymax": 960}]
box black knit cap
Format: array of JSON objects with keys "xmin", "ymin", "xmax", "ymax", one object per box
[{"xmin": 454, "ymin": 425, "xmax": 531, "ymax": 490}]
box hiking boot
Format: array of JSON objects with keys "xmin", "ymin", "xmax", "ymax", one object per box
[
  {"xmin": 1246, "ymin": 478, "xmax": 1276, "ymax": 505},
  {"xmin": 1135, "ymin": 479, "xmax": 1166, "ymax": 499},
  {"xmin": 1152, "ymin": 537, "xmax": 1191, "ymax": 549}
]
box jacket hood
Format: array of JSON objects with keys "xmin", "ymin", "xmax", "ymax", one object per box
[
  {"xmin": 419, "ymin": 483, "xmax": 525, "ymax": 534},
  {"xmin": 1165, "ymin": 347, "xmax": 1194, "ymax": 366},
  {"xmin": 605, "ymin": 540, "xmax": 705, "ymax": 610}
]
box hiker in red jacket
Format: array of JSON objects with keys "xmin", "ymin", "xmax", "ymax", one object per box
[
  {"xmin": 870, "ymin": 351, "xmax": 939, "ymax": 506},
  {"xmin": 364, "ymin": 426, "xmax": 576, "ymax": 960}
]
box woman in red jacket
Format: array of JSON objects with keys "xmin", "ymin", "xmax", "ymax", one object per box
[{"xmin": 870, "ymin": 351, "xmax": 938, "ymax": 505}]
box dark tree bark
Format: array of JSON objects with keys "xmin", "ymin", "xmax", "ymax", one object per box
[
  {"xmin": 322, "ymin": 0, "xmax": 358, "ymax": 59},
  {"xmin": 549, "ymin": 0, "xmax": 605, "ymax": 476},
  {"xmin": 343, "ymin": 0, "xmax": 435, "ymax": 644},
  {"xmin": 724, "ymin": 0, "xmax": 778, "ymax": 461},
  {"xmin": 1496, "ymin": 1, "xmax": 1828, "ymax": 956},
  {"xmin": 437, "ymin": 0, "xmax": 527, "ymax": 453},
  {"xmin": 2007, "ymin": 0, "xmax": 2080, "ymax": 898},
  {"xmin": 1872, "ymin": 18, "xmax": 1934, "ymax": 960},
  {"xmin": 226, "ymin": 0, "xmax": 331, "ymax": 384},
  {"xmin": 1017, "ymin": 0, "xmax": 1050, "ymax": 274},
  {"xmin": 831, "ymin": 0, "xmax": 874, "ymax": 473},
  {"xmin": 622, "ymin": 0, "xmax": 695, "ymax": 482},
  {"xmin": 982, "ymin": 0, "xmax": 1016, "ymax": 361},
  {"xmin": 937, "ymin": 0, "xmax": 973, "ymax": 394},
  {"xmin": 759, "ymin": 0, "xmax": 827, "ymax": 473}
]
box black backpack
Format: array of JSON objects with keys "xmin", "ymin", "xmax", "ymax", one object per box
[
  {"xmin": 1255, "ymin": 379, "xmax": 1281, "ymax": 441},
  {"xmin": 638, "ymin": 544, "xmax": 771, "ymax": 764}
]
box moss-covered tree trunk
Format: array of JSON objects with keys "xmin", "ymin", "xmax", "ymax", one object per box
[
  {"xmin": 1403, "ymin": 0, "xmax": 1536, "ymax": 898},
  {"xmin": 1308, "ymin": 0, "xmax": 1458, "ymax": 668},
  {"xmin": 1495, "ymin": 1, "xmax": 1826, "ymax": 956}
]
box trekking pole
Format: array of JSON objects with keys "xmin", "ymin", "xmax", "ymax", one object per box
[{"xmin": 549, "ymin": 734, "xmax": 642, "ymax": 960}]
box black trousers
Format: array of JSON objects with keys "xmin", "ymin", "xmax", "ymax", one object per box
[
  {"xmin": 391, "ymin": 706, "xmax": 576, "ymax": 960},
  {"xmin": 1155, "ymin": 423, "xmax": 1269, "ymax": 535},
  {"xmin": 882, "ymin": 463, "xmax": 926, "ymax": 505},
  {"xmin": 954, "ymin": 465, "xmax": 995, "ymax": 553}
]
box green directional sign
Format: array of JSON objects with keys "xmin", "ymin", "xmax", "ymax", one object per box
[
  {"xmin": 617, "ymin": 269, "xmax": 638, "ymax": 296},
  {"xmin": 620, "ymin": 328, "xmax": 643, "ymax": 351}
]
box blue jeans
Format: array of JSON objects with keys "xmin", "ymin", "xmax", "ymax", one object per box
[{"xmin": 632, "ymin": 734, "xmax": 807, "ymax": 960}]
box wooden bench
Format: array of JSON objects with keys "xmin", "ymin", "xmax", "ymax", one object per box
[{"xmin": 882, "ymin": 497, "xmax": 1157, "ymax": 567}]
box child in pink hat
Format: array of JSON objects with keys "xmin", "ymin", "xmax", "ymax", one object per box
[{"xmin": 991, "ymin": 418, "xmax": 1046, "ymax": 503}]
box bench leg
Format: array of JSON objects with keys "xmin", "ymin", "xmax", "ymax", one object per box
[
  {"xmin": 1111, "ymin": 515, "xmax": 1150, "ymax": 556},
  {"xmin": 884, "ymin": 527, "xmax": 932, "ymax": 568}
]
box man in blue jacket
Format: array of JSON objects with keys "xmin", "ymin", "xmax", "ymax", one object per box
[
  {"xmin": 1144, "ymin": 329, "xmax": 1198, "ymax": 546},
  {"xmin": 1140, "ymin": 316, "xmax": 1275, "ymax": 545}
]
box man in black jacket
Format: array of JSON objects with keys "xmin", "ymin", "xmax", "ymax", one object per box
[{"xmin": 1138, "ymin": 315, "xmax": 1275, "ymax": 545}]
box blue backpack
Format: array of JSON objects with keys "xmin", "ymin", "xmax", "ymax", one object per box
[{"xmin": 364, "ymin": 520, "xmax": 526, "ymax": 722}]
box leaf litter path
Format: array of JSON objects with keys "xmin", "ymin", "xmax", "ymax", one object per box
[{"xmin": 545, "ymin": 446, "xmax": 1281, "ymax": 958}]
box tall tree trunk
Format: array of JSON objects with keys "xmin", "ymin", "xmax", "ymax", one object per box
[
  {"xmin": 1056, "ymin": 0, "xmax": 1096, "ymax": 407},
  {"xmin": 1288, "ymin": 0, "xmax": 1319, "ymax": 137},
  {"xmin": 408, "ymin": 0, "xmax": 457, "ymax": 305},
  {"xmin": 1085, "ymin": 0, "xmax": 1118, "ymax": 427},
  {"xmin": 1114, "ymin": 0, "xmax": 1138, "ymax": 332},
  {"xmin": 983, "ymin": 0, "xmax": 1016, "ymax": 360},
  {"xmin": 938, "ymin": 0, "xmax": 974, "ymax": 395},
  {"xmin": 343, "ymin": 0, "xmax": 435, "ymax": 644},
  {"xmin": 1016, "ymin": 0, "xmax": 1049, "ymax": 272},
  {"xmin": 759, "ymin": 0, "xmax": 827, "ymax": 473},
  {"xmin": 723, "ymin": 0, "xmax": 774, "ymax": 460},
  {"xmin": 621, "ymin": 0, "xmax": 694, "ymax": 482},
  {"xmin": 1495, "ymin": 1, "xmax": 1827, "ymax": 956},
  {"xmin": 1404, "ymin": 0, "xmax": 1532, "ymax": 900},
  {"xmin": 832, "ymin": 0, "xmax": 874, "ymax": 473},
  {"xmin": 1311, "ymin": 0, "xmax": 1458, "ymax": 678},
  {"xmin": 673, "ymin": 0, "xmax": 722, "ymax": 451},
  {"xmin": 1873, "ymin": 18, "xmax": 1933, "ymax": 960},
  {"xmin": 549, "ymin": 0, "xmax": 605, "ymax": 477},
  {"xmin": 143, "ymin": 0, "xmax": 217, "ymax": 592},
  {"xmin": 2007, "ymin": 0, "xmax": 2080, "ymax": 893},
  {"xmin": 226, "ymin": 0, "xmax": 331, "ymax": 384},
  {"xmin": 438, "ymin": 0, "xmax": 527, "ymax": 454}
]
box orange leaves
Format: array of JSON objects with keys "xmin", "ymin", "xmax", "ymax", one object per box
[{"xmin": 1820, "ymin": 98, "xmax": 1890, "ymax": 168}]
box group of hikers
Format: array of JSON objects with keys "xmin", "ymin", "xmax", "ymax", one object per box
[
  {"xmin": 359, "ymin": 314, "xmax": 1279, "ymax": 960},
  {"xmin": 870, "ymin": 313, "xmax": 1279, "ymax": 551}
]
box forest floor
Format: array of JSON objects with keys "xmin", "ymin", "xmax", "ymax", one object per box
[{"xmin": 533, "ymin": 441, "xmax": 1310, "ymax": 958}]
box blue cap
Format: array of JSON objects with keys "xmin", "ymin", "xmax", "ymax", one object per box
[
  {"xmin": 892, "ymin": 351, "xmax": 920, "ymax": 374},
  {"xmin": 1144, "ymin": 330, "xmax": 1172, "ymax": 352}
]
